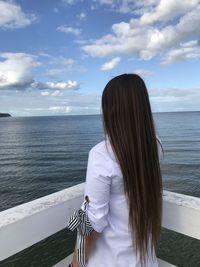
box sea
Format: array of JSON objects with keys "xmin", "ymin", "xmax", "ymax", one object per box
[{"xmin": 0, "ymin": 112, "xmax": 199, "ymax": 267}]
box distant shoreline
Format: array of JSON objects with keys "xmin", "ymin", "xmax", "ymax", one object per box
[
  {"xmin": 0, "ymin": 113, "xmax": 11, "ymax": 118},
  {"xmin": 7, "ymin": 110, "xmax": 200, "ymax": 118},
  {"xmin": 1, "ymin": 110, "xmax": 199, "ymax": 119}
]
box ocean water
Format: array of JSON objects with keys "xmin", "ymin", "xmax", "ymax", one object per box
[{"xmin": 0, "ymin": 112, "xmax": 199, "ymax": 266}]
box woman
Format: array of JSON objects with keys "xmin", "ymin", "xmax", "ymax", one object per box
[{"xmin": 68, "ymin": 73, "xmax": 163, "ymax": 267}]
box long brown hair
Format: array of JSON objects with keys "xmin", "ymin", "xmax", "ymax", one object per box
[{"xmin": 101, "ymin": 73, "xmax": 163, "ymax": 267}]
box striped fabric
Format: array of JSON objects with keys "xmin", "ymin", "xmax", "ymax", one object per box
[{"xmin": 67, "ymin": 196, "xmax": 94, "ymax": 267}]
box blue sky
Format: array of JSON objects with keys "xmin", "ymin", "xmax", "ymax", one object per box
[{"xmin": 0, "ymin": 0, "xmax": 200, "ymax": 116}]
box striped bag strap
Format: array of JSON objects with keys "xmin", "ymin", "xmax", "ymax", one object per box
[{"xmin": 67, "ymin": 195, "xmax": 93, "ymax": 267}]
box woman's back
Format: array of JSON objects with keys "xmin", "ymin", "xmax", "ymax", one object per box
[
  {"xmin": 83, "ymin": 137, "xmax": 161, "ymax": 267},
  {"xmin": 69, "ymin": 74, "xmax": 163, "ymax": 267}
]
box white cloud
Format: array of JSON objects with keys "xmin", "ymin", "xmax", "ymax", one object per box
[
  {"xmin": 46, "ymin": 57, "xmax": 86, "ymax": 76},
  {"xmin": 149, "ymin": 87, "xmax": 200, "ymax": 98},
  {"xmin": 51, "ymin": 90, "xmax": 63, "ymax": 96},
  {"xmin": 46, "ymin": 68, "xmax": 64, "ymax": 76},
  {"xmin": 57, "ymin": 25, "xmax": 81, "ymax": 35},
  {"xmin": 134, "ymin": 69, "xmax": 154, "ymax": 78},
  {"xmin": 49, "ymin": 106, "xmax": 71, "ymax": 112},
  {"xmin": 181, "ymin": 40, "xmax": 199, "ymax": 47},
  {"xmin": 77, "ymin": 12, "xmax": 86, "ymax": 20},
  {"xmin": 41, "ymin": 90, "xmax": 63, "ymax": 97},
  {"xmin": 149, "ymin": 87, "xmax": 200, "ymax": 112},
  {"xmin": 82, "ymin": 3, "xmax": 200, "ymax": 63},
  {"xmin": 41, "ymin": 90, "xmax": 63, "ymax": 96},
  {"xmin": 31, "ymin": 81, "xmax": 79, "ymax": 90},
  {"xmin": 0, "ymin": 53, "xmax": 39, "ymax": 89},
  {"xmin": 49, "ymin": 57, "xmax": 75, "ymax": 67},
  {"xmin": 101, "ymin": 57, "xmax": 120, "ymax": 71},
  {"xmin": 3, "ymin": 85, "xmax": 199, "ymax": 116},
  {"xmin": 0, "ymin": 0, "xmax": 36, "ymax": 29},
  {"xmin": 24, "ymin": 106, "xmax": 72, "ymax": 114},
  {"xmin": 98, "ymin": 0, "xmax": 114, "ymax": 3},
  {"xmin": 61, "ymin": 58, "xmax": 76, "ymax": 66},
  {"xmin": 140, "ymin": 0, "xmax": 199, "ymax": 25},
  {"xmin": 91, "ymin": 0, "xmax": 158, "ymax": 14},
  {"xmin": 19, "ymin": 92, "xmax": 101, "ymax": 116},
  {"xmin": 162, "ymin": 41, "xmax": 200, "ymax": 64},
  {"xmin": 47, "ymin": 58, "xmax": 75, "ymax": 76},
  {"xmin": 41, "ymin": 91, "xmax": 50, "ymax": 96},
  {"xmin": 47, "ymin": 81, "xmax": 79, "ymax": 90},
  {"xmin": 92, "ymin": 0, "xmax": 199, "ymax": 17},
  {"xmin": 62, "ymin": 0, "xmax": 76, "ymax": 4},
  {"xmin": 37, "ymin": 52, "xmax": 51, "ymax": 58},
  {"xmin": 0, "ymin": 53, "xmax": 80, "ymax": 91}
]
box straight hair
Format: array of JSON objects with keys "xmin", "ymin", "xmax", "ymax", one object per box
[{"xmin": 101, "ymin": 73, "xmax": 163, "ymax": 267}]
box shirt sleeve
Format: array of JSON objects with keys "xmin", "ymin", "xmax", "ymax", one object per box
[{"xmin": 81, "ymin": 147, "xmax": 112, "ymax": 233}]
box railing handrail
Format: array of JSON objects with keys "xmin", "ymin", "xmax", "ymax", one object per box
[{"xmin": 0, "ymin": 183, "xmax": 200, "ymax": 265}]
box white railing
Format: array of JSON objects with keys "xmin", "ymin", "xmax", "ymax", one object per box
[{"xmin": 0, "ymin": 183, "xmax": 200, "ymax": 267}]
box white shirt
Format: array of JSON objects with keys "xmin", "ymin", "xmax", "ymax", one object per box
[{"xmin": 81, "ymin": 137, "xmax": 162, "ymax": 267}]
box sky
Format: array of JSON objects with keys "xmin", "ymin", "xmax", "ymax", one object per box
[{"xmin": 0, "ymin": 0, "xmax": 200, "ymax": 116}]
